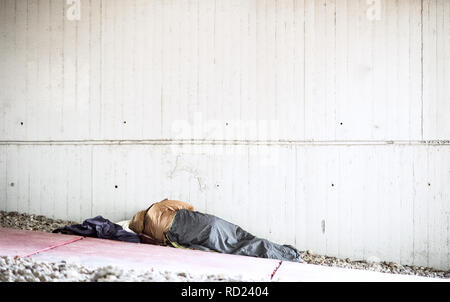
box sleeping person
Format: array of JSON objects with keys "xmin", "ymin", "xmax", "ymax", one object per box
[{"xmin": 128, "ymin": 198, "xmax": 302, "ymax": 262}]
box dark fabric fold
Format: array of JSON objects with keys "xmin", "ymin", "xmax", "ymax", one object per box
[{"xmin": 53, "ymin": 216, "xmax": 140, "ymax": 243}]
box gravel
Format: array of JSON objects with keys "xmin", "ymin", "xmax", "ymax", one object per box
[
  {"xmin": 1, "ymin": 210, "xmax": 449, "ymax": 281},
  {"xmin": 0, "ymin": 256, "xmax": 257, "ymax": 282},
  {"xmin": 299, "ymin": 250, "xmax": 450, "ymax": 280},
  {"xmin": 0, "ymin": 211, "xmax": 77, "ymax": 233}
]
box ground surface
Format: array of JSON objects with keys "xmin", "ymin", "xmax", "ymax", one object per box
[
  {"xmin": 1, "ymin": 210, "xmax": 449, "ymax": 281},
  {"xmin": 0, "ymin": 256, "xmax": 251, "ymax": 282}
]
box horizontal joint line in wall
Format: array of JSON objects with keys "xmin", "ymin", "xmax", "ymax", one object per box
[{"xmin": 0, "ymin": 140, "xmax": 450, "ymax": 146}]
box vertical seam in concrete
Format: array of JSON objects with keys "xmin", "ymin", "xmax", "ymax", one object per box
[
  {"xmin": 99, "ymin": 0, "xmax": 103, "ymax": 137},
  {"xmin": 90, "ymin": 145, "xmax": 93, "ymax": 217},
  {"xmin": 61, "ymin": 1, "xmax": 65, "ymax": 135},
  {"xmin": 447, "ymin": 213, "xmax": 449, "ymax": 269},
  {"xmin": 420, "ymin": 0, "xmax": 424, "ymax": 140},
  {"xmin": 4, "ymin": 147, "xmax": 8, "ymax": 211},
  {"xmin": 303, "ymin": 0, "xmax": 306, "ymax": 139},
  {"xmin": 412, "ymin": 162, "xmax": 416, "ymax": 265},
  {"xmin": 160, "ymin": 0, "xmax": 165, "ymax": 138},
  {"xmin": 25, "ymin": 0, "xmax": 29, "ymax": 139},
  {"xmin": 75, "ymin": 5, "xmax": 79, "ymax": 128},
  {"xmin": 89, "ymin": 0, "xmax": 92, "ymax": 138}
]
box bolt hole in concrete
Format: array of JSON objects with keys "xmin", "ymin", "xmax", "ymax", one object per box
[
  {"xmin": 331, "ymin": 183, "xmax": 335, "ymax": 187},
  {"xmin": 123, "ymin": 121, "xmax": 127, "ymax": 124},
  {"xmin": 20, "ymin": 122, "xmax": 23, "ymax": 125},
  {"xmin": 115, "ymin": 185, "xmax": 118, "ymax": 189},
  {"xmin": 428, "ymin": 183, "xmax": 431, "ymax": 186},
  {"xmin": 10, "ymin": 183, "xmax": 14, "ymax": 187}
]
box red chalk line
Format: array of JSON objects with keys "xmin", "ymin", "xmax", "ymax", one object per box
[
  {"xmin": 19, "ymin": 236, "xmax": 85, "ymax": 258},
  {"xmin": 270, "ymin": 261, "xmax": 283, "ymax": 280}
]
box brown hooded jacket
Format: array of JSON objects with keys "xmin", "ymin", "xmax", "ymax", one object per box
[{"xmin": 129, "ymin": 198, "xmax": 194, "ymax": 244}]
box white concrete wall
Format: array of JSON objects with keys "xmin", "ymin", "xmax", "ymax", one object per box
[{"xmin": 0, "ymin": 0, "xmax": 449, "ymax": 269}]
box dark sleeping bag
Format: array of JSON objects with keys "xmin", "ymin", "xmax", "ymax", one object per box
[
  {"xmin": 53, "ymin": 216, "xmax": 140, "ymax": 243},
  {"xmin": 166, "ymin": 209, "xmax": 302, "ymax": 262}
]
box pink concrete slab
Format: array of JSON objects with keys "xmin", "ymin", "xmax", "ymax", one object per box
[
  {"xmin": 272, "ymin": 260, "xmax": 447, "ymax": 282},
  {"xmin": 0, "ymin": 228, "xmax": 83, "ymax": 257},
  {"xmin": 5, "ymin": 228, "xmax": 442, "ymax": 282},
  {"xmin": 32, "ymin": 236, "xmax": 281, "ymax": 280},
  {"xmin": 0, "ymin": 228, "xmax": 280, "ymax": 280}
]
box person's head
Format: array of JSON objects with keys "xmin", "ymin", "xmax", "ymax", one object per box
[{"xmin": 128, "ymin": 210, "xmax": 146, "ymax": 234}]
